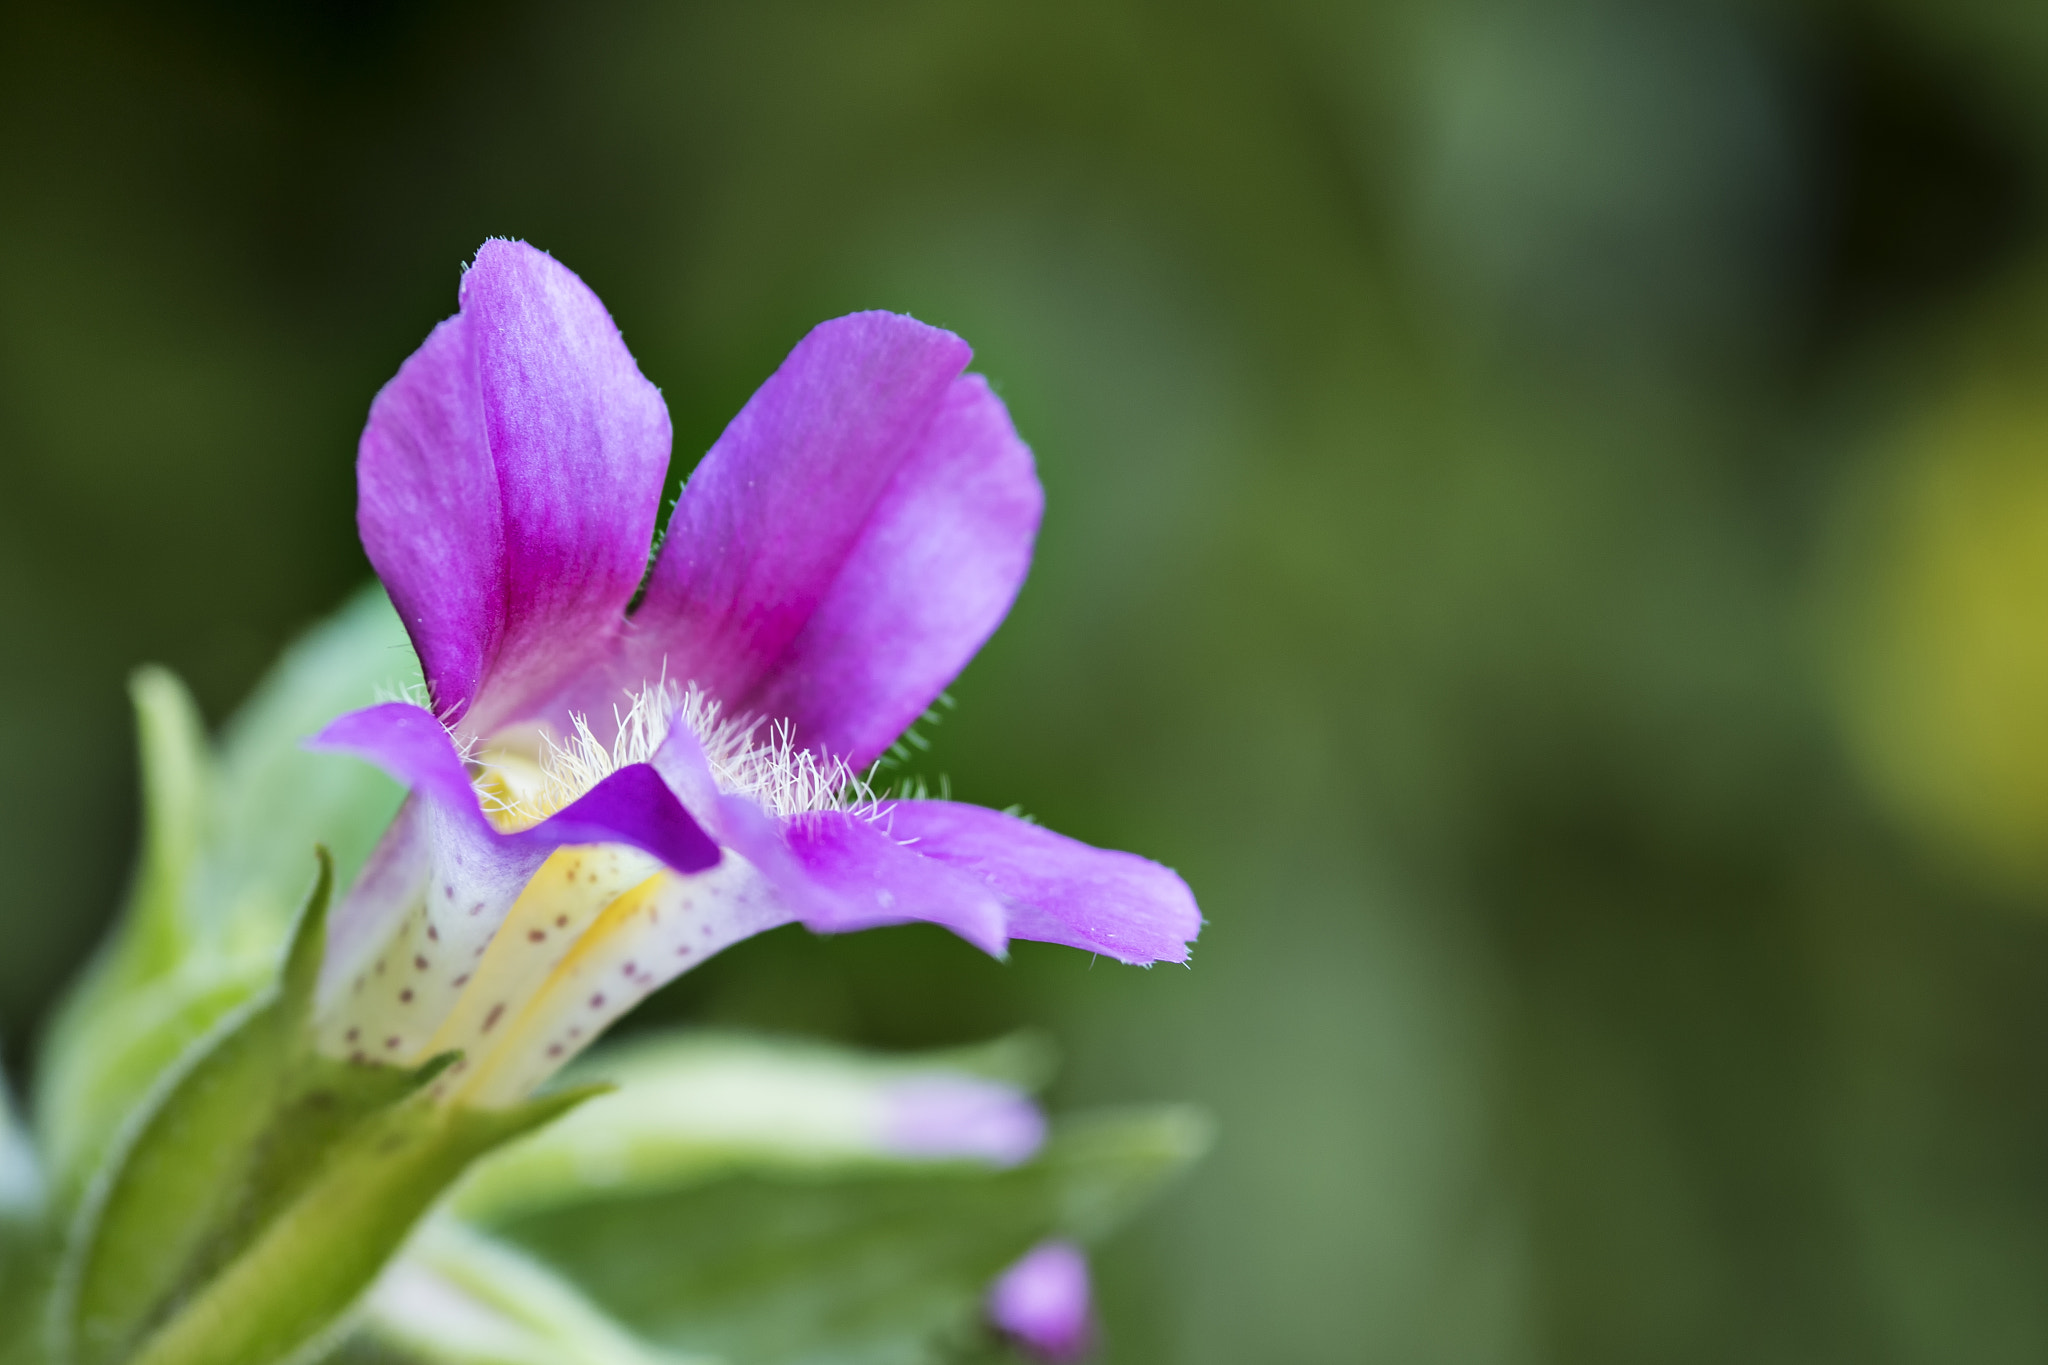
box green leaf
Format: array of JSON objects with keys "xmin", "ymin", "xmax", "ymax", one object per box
[
  {"xmin": 479, "ymin": 1107, "xmax": 1211, "ymax": 1365},
  {"xmin": 34, "ymin": 670, "xmax": 239, "ymax": 1208},
  {"xmin": 35, "ymin": 586, "xmax": 415, "ymax": 1210},
  {"xmin": 56, "ymin": 853, "xmax": 596, "ymax": 1365}
]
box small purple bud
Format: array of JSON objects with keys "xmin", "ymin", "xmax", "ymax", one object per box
[
  {"xmin": 987, "ymin": 1240, "xmax": 1095, "ymax": 1362},
  {"xmin": 880, "ymin": 1076, "xmax": 1047, "ymax": 1166}
]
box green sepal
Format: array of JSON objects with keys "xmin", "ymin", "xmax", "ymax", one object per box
[
  {"xmin": 480, "ymin": 1106, "xmax": 1211, "ymax": 1365},
  {"xmin": 37, "ymin": 588, "xmax": 414, "ymax": 1211},
  {"xmin": 112, "ymin": 1087, "xmax": 600, "ymax": 1365},
  {"xmin": 36, "ymin": 669, "xmax": 267, "ymax": 1210},
  {"xmin": 110, "ymin": 668, "xmax": 213, "ymax": 986},
  {"xmin": 54, "ymin": 851, "xmax": 599, "ymax": 1365}
]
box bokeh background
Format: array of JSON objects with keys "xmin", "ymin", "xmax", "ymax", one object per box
[{"xmin": 11, "ymin": 0, "xmax": 2048, "ymax": 1359}]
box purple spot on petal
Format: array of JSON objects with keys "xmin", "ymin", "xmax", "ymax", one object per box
[
  {"xmin": 589, "ymin": 993, "xmax": 606, "ymax": 1009},
  {"xmin": 482, "ymin": 1003, "xmax": 505, "ymax": 1032},
  {"xmin": 400, "ymin": 989, "xmax": 414, "ymax": 1003}
]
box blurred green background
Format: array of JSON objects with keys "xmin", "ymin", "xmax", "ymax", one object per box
[{"xmin": 12, "ymin": 0, "xmax": 2048, "ymax": 1359}]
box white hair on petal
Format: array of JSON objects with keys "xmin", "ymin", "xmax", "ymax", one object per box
[
  {"xmin": 534, "ymin": 679, "xmax": 681, "ymax": 812},
  {"xmin": 463, "ymin": 679, "xmax": 883, "ymax": 828},
  {"xmin": 671, "ymin": 682, "xmax": 885, "ymax": 820}
]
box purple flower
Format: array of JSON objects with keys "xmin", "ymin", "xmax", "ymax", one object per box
[
  {"xmin": 307, "ymin": 240, "xmax": 1201, "ymax": 1103},
  {"xmin": 988, "ymin": 1241, "xmax": 1095, "ymax": 1362}
]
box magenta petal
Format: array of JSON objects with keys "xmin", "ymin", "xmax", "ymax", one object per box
[
  {"xmin": 544, "ymin": 765, "xmax": 721, "ymax": 875},
  {"xmin": 308, "ymin": 703, "xmax": 717, "ymax": 875},
  {"xmin": 745, "ymin": 373, "xmax": 1042, "ymax": 767},
  {"xmin": 646, "ymin": 720, "xmax": 838, "ymax": 922},
  {"xmin": 461, "ymin": 241, "xmax": 671, "ymax": 732},
  {"xmin": 881, "ymin": 802, "xmax": 1201, "ymax": 965},
  {"xmin": 309, "ymin": 703, "xmax": 494, "ymax": 822},
  {"xmin": 357, "ymin": 240, "xmax": 671, "ymax": 733},
  {"xmin": 632, "ymin": 313, "xmax": 1010, "ymax": 758},
  {"xmin": 646, "ymin": 715, "xmax": 724, "ymax": 826},
  {"xmin": 784, "ymin": 812, "xmax": 1010, "ymax": 955},
  {"xmin": 357, "ymin": 311, "xmax": 503, "ymax": 724}
]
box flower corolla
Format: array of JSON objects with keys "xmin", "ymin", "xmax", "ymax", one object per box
[{"xmin": 310, "ymin": 240, "xmax": 1201, "ymax": 1104}]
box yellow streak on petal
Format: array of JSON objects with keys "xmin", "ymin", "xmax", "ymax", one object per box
[
  {"xmin": 447, "ymin": 867, "xmax": 677, "ymax": 1108},
  {"xmin": 427, "ymin": 844, "xmax": 659, "ymax": 1072}
]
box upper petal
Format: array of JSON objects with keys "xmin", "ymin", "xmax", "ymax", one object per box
[
  {"xmin": 463, "ymin": 241, "xmax": 672, "ymax": 732},
  {"xmin": 357, "ymin": 312, "xmax": 503, "ymax": 725},
  {"xmin": 744, "ymin": 373, "xmax": 1041, "ymax": 768},
  {"xmin": 880, "ymin": 802, "xmax": 1202, "ymax": 965},
  {"xmin": 358, "ymin": 241, "xmax": 672, "ymax": 734},
  {"xmin": 632, "ymin": 313, "xmax": 1037, "ymax": 764}
]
